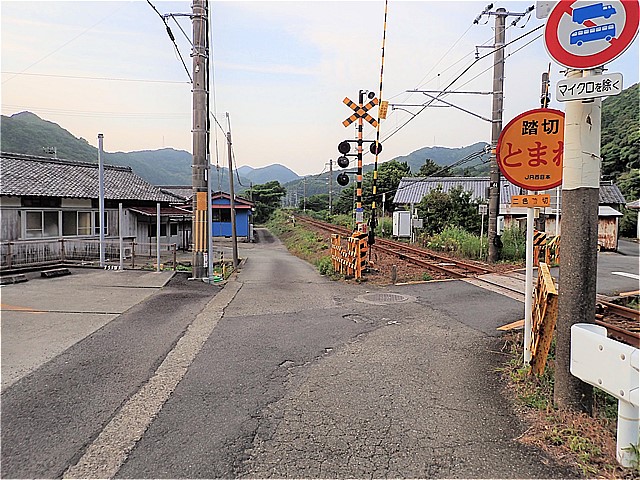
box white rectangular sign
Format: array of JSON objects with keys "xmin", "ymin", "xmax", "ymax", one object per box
[{"xmin": 556, "ymin": 72, "xmax": 623, "ymax": 102}]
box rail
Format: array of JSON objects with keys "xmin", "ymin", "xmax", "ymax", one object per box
[{"xmin": 296, "ymin": 215, "xmax": 492, "ymax": 279}]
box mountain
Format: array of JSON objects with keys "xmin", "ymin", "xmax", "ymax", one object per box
[
  {"xmin": 390, "ymin": 141, "xmax": 490, "ymax": 173},
  {"xmin": 0, "ymin": 111, "xmax": 294, "ymax": 187}
]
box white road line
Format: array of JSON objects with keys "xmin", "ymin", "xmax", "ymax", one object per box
[
  {"xmin": 612, "ymin": 272, "xmax": 640, "ymax": 280},
  {"xmin": 63, "ymin": 279, "xmax": 242, "ymax": 479}
]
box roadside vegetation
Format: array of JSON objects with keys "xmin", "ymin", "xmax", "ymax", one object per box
[{"xmin": 500, "ymin": 332, "xmax": 638, "ymax": 479}]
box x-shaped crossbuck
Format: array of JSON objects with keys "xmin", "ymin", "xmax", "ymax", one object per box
[{"xmin": 343, "ymin": 97, "xmax": 379, "ymax": 127}]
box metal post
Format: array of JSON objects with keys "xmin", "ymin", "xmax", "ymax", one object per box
[
  {"xmin": 555, "ymin": 187, "xmax": 561, "ymax": 236},
  {"xmin": 480, "ymin": 210, "xmax": 485, "ymax": 258},
  {"xmin": 119, "ymin": 203, "xmax": 124, "ymax": 271},
  {"xmin": 206, "ymin": 0, "xmax": 214, "ymax": 281},
  {"xmin": 156, "ymin": 202, "xmax": 161, "ymax": 272},
  {"xmin": 191, "ymin": 0, "xmax": 208, "ymax": 279},
  {"xmin": 488, "ymin": 8, "xmax": 506, "ymax": 263},
  {"xmin": 226, "ymin": 113, "xmax": 239, "ymax": 269},
  {"xmin": 555, "ymin": 68, "xmax": 602, "ymax": 413},
  {"xmin": 98, "ymin": 133, "xmax": 105, "ymax": 267},
  {"xmin": 356, "ymin": 90, "xmax": 365, "ymax": 230},
  {"xmin": 207, "ymin": 160, "xmax": 213, "ymax": 279},
  {"xmin": 524, "ymin": 199, "xmax": 535, "ymax": 363}
]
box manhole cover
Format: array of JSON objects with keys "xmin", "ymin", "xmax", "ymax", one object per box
[{"xmin": 355, "ymin": 293, "xmax": 416, "ymax": 305}]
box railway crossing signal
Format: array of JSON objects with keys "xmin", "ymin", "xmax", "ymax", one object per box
[{"xmin": 342, "ymin": 95, "xmax": 379, "ymax": 127}]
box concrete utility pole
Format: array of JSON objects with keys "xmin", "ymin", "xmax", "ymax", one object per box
[
  {"xmin": 226, "ymin": 113, "xmax": 239, "ymax": 269},
  {"xmin": 191, "ymin": 0, "xmax": 208, "ymax": 279},
  {"xmin": 554, "ymin": 68, "xmax": 603, "ymax": 414},
  {"xmin": 487, "ymin": 8, "xmax": 507, "ymax": 263}
]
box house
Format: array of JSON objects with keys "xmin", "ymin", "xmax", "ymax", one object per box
[
  {"xmin": 393, "ymin": 176, "xmax": 626, "ymax": 250},
  {"xmin": 0, "ymin": 152, "xmax": 191, "ymax": 268},
  {"xmin": 159, "ymin": 187, "xmax": 255, "ymax": 241},
  {"xmin": 211, "ymin": 192, "xmax": 254, "ymax": 240}
]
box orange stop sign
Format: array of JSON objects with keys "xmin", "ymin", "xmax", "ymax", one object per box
[{"xmin": 496, "ymin": 108, "xmax": 564, "ymax": 191}]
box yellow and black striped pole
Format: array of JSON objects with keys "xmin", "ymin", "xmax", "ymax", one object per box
[{"xmin": 369, "ymin": 0, "xmax": 389, "ymax": 243}]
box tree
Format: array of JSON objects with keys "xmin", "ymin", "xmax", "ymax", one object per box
[
  {"xmin": 305, "ymin": 193, "xmax": 329, "ymax": 212},
  {"xmin": 416, "ymin": 186, "xmax": 481, "ymax": 235},
  {"xmin": 417, "ymin": 158, "xmax": 441, "ymax": 177},
  {"xmin": 251, "ymin": 181, "xmax": 286, "ymax": 223}
]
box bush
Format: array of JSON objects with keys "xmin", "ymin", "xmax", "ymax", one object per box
[
  {"xmin": 500, "ymin": 224, "xmax": 526, "ymax": 261},
  {"xmin": 316, "ymin": 256, "xmax": 334, "ymax": 275},
  {"xmin": 376, "ymin": 217, "xmax": 393, "ymax": 238}
]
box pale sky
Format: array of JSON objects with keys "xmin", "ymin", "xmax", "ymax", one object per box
[{"xmin": 2, "ymin": 0, "xmax": 638, "ymax": 176}]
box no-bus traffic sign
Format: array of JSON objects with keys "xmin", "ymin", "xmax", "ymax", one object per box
[
  {"xmin": 496, "ymin": 108, "xmax": 565, "ymax": 191},
  {"xmin": 544, "ymin": 0, "xmax": 639, "ymax": 69}
]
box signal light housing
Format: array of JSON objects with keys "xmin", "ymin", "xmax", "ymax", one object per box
[
  {"xmin": 337, "ymin": 156, "xmax": 349, "ymax": 168},
  {"xmin": 337, "ymin": 172, "xmax": 350, "ymax": 186},
  {"xmin": 338, "ymin": 141, "xmax": 351, "ymax": 154},
  {"xmin": 370, "ymin": 141, "xmax": 382, "ymax": 155}
]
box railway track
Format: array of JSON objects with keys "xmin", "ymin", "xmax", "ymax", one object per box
[
  {"xmin": 296, "ymin": 215, "xmax": 492, "ymax": 279},
  {"xmin": 596, "ymin": 300, "xmax": 640, "ymax": 348}
]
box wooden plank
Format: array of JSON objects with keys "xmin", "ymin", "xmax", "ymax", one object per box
[{"xmin": 497, "ymin": 319, "xmax": 525, "ymax": 331}]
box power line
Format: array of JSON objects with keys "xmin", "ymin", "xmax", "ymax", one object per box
[
  {"xmin": 1, "ymin": 71, "xmax": 190, "ymax": 84},
  {"xmin": 146, "ymin": 0, "xmax": 192, "ymax": 83}
]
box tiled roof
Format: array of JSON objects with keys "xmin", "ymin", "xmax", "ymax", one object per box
[
  {"xmin": 159, "ymin": 186, "xmax": 193, "ymax": 201},
  {"xmin": 0, "ymin": 152, "xmax": 176, "ymax": 202},
  {"xmin": 599, "ymin": 182, "xmax": 626, "ymax": 204},
  {"xmin": 394, "ymin": 176, "xmax": 626, "ymax": 206},
  {"xmin": 128, "ymin": 206, "xmax": 192, "ymax": 217}
]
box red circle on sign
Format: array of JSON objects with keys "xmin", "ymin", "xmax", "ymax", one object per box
[
  {"xmin": 545, "ymin": 0, "xmax": 639, "ymax": 69},
  {"xmin": 497, "ymin": 108, "xmax": 565, "ymax": 191}
]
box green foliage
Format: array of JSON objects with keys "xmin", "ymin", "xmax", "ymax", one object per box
[
  {"xmin": 426, "ymin": 226, "xmax": 486, "ymax": 260},
  {"xmin": 316, "ymin": 256, "xmax": 334, "ymax": 276},
  {"xmin": 333, "ymin": 159, "xmax": 411, "ymax": 215},
  {"xmin": 416, "ymin": 186, "xmax": 481, "ymax": 236},
  {"xmin": 252, "ymin": 181, "xmax": 286, "ymax": 224},
  {"xmin": 422, "ymin": 272, "xmax": 433, "ymax": 281},
  {"xmin": 376, "ymin": 217, "xmax": 393, "ymax": 238},
  {"xmin": 305, "ymin": 193, "xmax": 329, "ymax": 212},
  {"xmin": 500, "ymin": 224, "xmax": 526, "ymax": 262},
  {"xmin": 601, "ymin": 83, "xmax": 639, "ymax": 180},
  {"xmin": 417, "ymin": 158, "xmax": 441, "ymax": 176}
]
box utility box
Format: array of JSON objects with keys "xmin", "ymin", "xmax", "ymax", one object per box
[{"xmin": 393, "ymin": 210, "xmax": 411, "ymax": 238}]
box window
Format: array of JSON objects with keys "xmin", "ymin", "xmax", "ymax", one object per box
[
  {"xmin": 170, "ymin": 223, "xmax": 178, "ymax": 236},
  {"xmin": 78, "ymin": 212, "xmax": 92, "ymax": 235},
  {"xmin": 93, "ymin": 211, "xmax": 107, "ymax": 235},
  {"xmin": 25, "ymin": 211, "xmax": 59, "ymax": 238},
  {"xmin": 149, "ymin": 223, "xmax": 167, "ymax": 237}
]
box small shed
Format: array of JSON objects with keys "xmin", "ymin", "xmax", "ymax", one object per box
[{"xmin": 211, "ymin": 192, "xmax": 254, "ymax": 240}]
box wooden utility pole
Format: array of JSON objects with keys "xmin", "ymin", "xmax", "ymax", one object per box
[
  {"xmin": 487, "ymin": 8, "xmax": 506, "ymax": 263},
  {"xmin": 191, "ymin": 0, "xmax": 208, "ymax": 278}
]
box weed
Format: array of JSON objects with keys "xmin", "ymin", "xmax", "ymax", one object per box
[
  {"xmin": 316, "ymin": 256, "xmax": 334, "ymax": 276},
  {"xmin": 422, "ymin": 272, "xmax": 433, "ymax": 281},
  {"xmin": 622, "ymin": 442, "xmax": 640, "ymax": 473}
]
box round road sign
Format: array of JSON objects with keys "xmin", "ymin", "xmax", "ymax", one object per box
[
  {"xmin": 497, "ymin": 108, "xmax": 565, "ymax": 191},
  {"xmin": 544, "ymin": 0, "xmax": 639, "ymax": 69}
]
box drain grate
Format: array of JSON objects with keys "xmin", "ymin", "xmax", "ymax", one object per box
[{"xmin": 355, "ymin": 292, "xmax": 416, "ymax": 305}]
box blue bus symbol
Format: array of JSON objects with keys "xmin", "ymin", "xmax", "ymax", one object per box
[
  {"xmin": 572, "ymin": 3, "xmax": 616, "ymax": 24},
  {"xmin": 570, "ymin": 23, "xmax": 616, "ymax": 46}
]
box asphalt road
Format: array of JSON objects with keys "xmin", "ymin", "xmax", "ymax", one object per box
[{"xmin": 1, "ymin": 229, "xmax": 589, "ymax": 478}]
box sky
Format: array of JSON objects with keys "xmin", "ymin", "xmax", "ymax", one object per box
[{"xmin": 1, "ymin": 0, "xmax": 638, "ymax": 176}]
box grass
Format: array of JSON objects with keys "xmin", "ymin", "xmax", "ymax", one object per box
[{"xmin": 499, "ymin": 332, "xmax": 637, "ymax": 478}]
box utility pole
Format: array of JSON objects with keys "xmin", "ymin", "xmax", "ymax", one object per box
[
  {"xmin": 191, "ymin": 0, "xmax": 208, "ymax": 279},
  {"xmin": 98, "ymin": 134, "xmax": 105, "ymax": 268},
  {"xmin": 554, "ymin": 68, "xmax": 603, "ymax": 414},
  {"xmin": 226, "ymin": 113, "xmax": 239, "ymax": 269},
  {"xmin": 303, "ymin": 176, "xmax": 307, "ymax": 212},
  {"xmin": 487, "ymin": 7, "xmax": 507, "ymax": 263}
]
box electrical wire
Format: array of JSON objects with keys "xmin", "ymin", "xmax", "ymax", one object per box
[
  {"xmin": 1, "ymin": 71, "xmax": 190, "ymax": 84},
  {"xmin": 1, "ymin": 2, "xmax": 129, "ymax": 86},
  {"xmin": 146, "ymin": 0, "xmax": 192, "ymax": 83}
]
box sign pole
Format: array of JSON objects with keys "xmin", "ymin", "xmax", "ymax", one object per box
[{"xmin": 524, "ymin": 193, "xmax": 535, "ymax": 364}]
